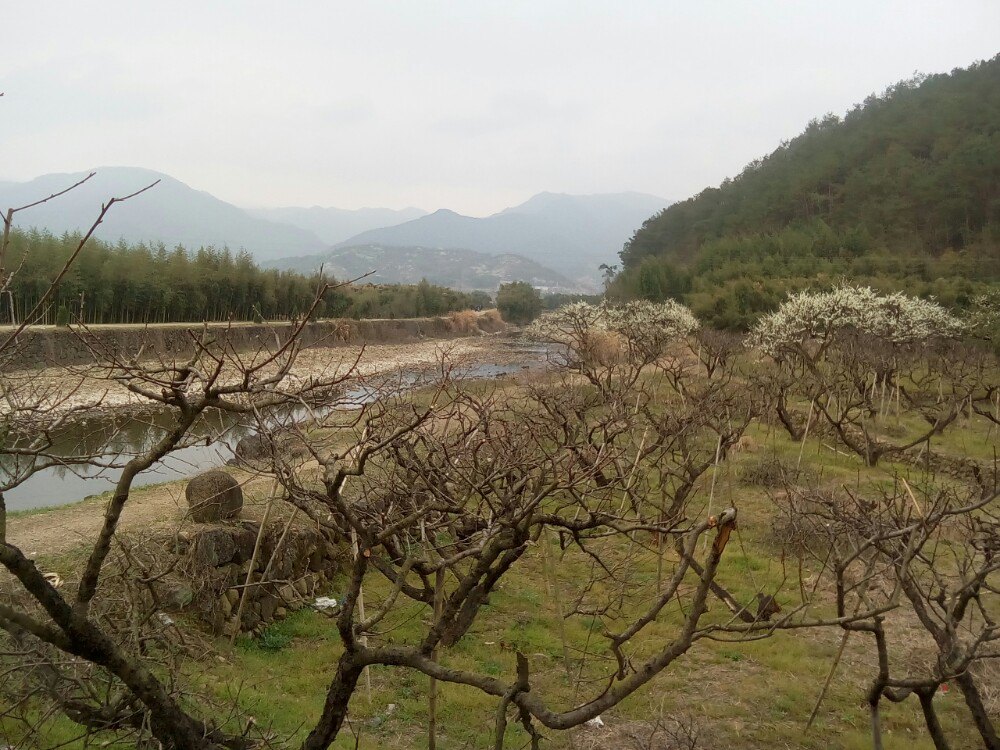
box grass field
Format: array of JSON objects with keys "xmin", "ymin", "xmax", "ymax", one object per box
[{"xmin": 2, "ymin": 373, "xmax": 996, "ymax": 750}]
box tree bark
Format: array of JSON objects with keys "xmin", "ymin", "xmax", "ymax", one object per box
[
  {"xmin": 302, "ymin": 652, "xmax": 364, "ymax": 750},
  {"xmin": 955, "ymin": 671, "xmax": 999, "ymax": 750},
  {"xmin": 916, "ymin": 688, "xmax": 951, "ymax": 750}
]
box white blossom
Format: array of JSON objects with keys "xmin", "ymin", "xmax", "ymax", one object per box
[
  {"xmin": 749, "ymin": 285, "xmax": 964, "ymax": 358},
  {"xmin": 530, "ymin": 300, "xmax": 698, "ymax": 361},
  {"xmin": 528, "ymin": 301, "xmax": 608, "ymax": 346},
  {"xmin": 967, "ymin": 290, "xmax": 1000, "ymax": 338}
]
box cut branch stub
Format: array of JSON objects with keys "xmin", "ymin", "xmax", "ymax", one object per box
[{"xmin": 712, "ymin": 507, "xmax": 737, "ymax": 556}]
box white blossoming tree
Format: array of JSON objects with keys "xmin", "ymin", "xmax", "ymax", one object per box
[
  {"xmin": 965, "ymin": 290, "xmax": 1000, "ymax": 425},
  {"xmin": 749, "ymin": 286, "xmax": 965, "ymax": 362},
  {"xmin": 530, "ymin": 300, "xmax": 699, "ymax": 387},
  {"xmin": 750, "ymin": 286, "xmax": 974, "ymax": 466}
]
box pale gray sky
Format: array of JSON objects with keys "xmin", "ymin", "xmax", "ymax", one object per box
[{"xmin": 3, "ymin": 1, "xmax": 998, "ymax": 216}]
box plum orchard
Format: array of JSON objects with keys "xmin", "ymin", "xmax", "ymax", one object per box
[{"xmin": 1, "ymin": 282, "xmax": 996, "ymax": 749}]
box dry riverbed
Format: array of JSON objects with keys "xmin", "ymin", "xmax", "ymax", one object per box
[{"xmin": 3, "ymin": 335, "xmax": 532, "ymax": 417}]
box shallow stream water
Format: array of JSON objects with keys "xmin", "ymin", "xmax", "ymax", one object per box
[{"xmin": 4, "ymin": 347, "xmax": 550, "ymax": 511}]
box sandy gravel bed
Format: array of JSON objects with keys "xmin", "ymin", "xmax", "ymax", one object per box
[{"xmin": 2, "ymin": 336, "xmax": 526, "ymax": 417}]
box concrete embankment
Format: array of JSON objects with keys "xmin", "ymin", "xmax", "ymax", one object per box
[{"xmin": 10, "ymin": 312, "xmax": 506, "ymax": 368}]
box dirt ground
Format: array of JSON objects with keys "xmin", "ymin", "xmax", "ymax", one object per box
[{"xmin": 8, "ymin": 470, "xmax": 277, "ymax": 562}]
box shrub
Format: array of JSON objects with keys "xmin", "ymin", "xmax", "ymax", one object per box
[
  {"xmin": 496, "ymin": 281, "xmax": 543, "ymax": 325},
  {"xmin": 739, "ymin": 456, "xmax": 794, "ymax": 487},
  {"xmin": 447, "ymin": 310, "xmax": 480, "ymax": 335}
]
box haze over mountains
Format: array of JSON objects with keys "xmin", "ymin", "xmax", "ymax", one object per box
[
  {"xmin": 321, "ymin": 191, "xmax": 670, "ymax": 285},
  {"xmin": 0, "ymin": 168, "xmax": 327, "ymax": 260},
  {"xmin": 0, "ymin": 167, "xmax": 667, "ymax": 292},
  {"xmin": 278, "ymin": 244, "xmax": 575, "ymax": 291},
  {"xmin": 248, "ymin": 205, "xmax": 428, "ymax": 246}
]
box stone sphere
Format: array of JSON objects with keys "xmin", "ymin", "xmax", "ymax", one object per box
[
  {"xmin": 185, "ymin": 470, "xmax": 243, "ymax": 523},
  {"xmin": 234, "ymin": 433, "xmax": 269, "ymax": 464}
]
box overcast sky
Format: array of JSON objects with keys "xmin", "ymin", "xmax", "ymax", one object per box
[{"xmin": 2, "ymin": 1, "xmax": 998, "ymax": 216}]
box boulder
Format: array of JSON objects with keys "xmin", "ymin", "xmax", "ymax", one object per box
[
  {"xmin": 259, "ymin": 595, "xmax": 277, "ymax": 621},
  {"xmin": 232, "ymin": 428, "xmax": 306, "ymax": 468},
  {"xmin": 189, "ymin": 528, "xmax": 238, "ymax": 568},
  {"xmin": 230, "ymin": 524, "xmax": 259, "ymax": 563},
  {"xmin": 153, "ymin": 580, "xmax": 194, "ymax": 609},
  {"xmin": 185, "ymin": 470, "xmax": 243, "ymax": 523},
  {"xmin": 233, "ymin": 433, "xmax": 270, "ymax": 464}
]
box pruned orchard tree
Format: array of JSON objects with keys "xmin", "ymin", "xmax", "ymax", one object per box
[
  {"xmin": 0, "ymin": 171, "xmax": 385, "ymax": 747},
  {"xmin": 756, "ymin": 287, "xmax": 1000, "ymax": 750},
  {"xmin": 750, "ymin": 286, "xmax": 971, "ymax": 465},
  {"xmin": 774, "ymin": 476, "xmax": 999, "ymax": 750},
  {"xmin": 966, "ymin": 291, "xmax": 1000, "ymax": 428},
  {"xmin": 210, "ymin": 299, "xmax": 885, "ymax": 750},
  {"xmin": 2, "ymin": 171, "xmax": 986, "ymax": 750}
]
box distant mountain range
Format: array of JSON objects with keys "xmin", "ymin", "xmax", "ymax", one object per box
[
  {"xmin": 1, "ymin": 167, "xmax": 668, "ymax": 291},
  {"xmin": 278, "ymin": 244, "xmax": 576, "ymax": 291},
  {"xmin": 320, "ymin": 191, "xmax": 669, "ymax": 285},
  {"xmin": 0, "ymin": 168, "xmax": 326, "ymax": 260},
  {"xmin": 248, "ymin": 205, "xmax": 427, "ymax": 246}
]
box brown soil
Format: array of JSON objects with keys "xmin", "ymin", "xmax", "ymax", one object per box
[{"xmin": 8, "ymin": 473, "xmax": 265, "ymax": 562}]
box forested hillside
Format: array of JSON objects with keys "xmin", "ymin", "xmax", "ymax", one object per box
[
  {"xmin": 1, "ymin": 229, "xmax": 488, "ymax": 325},
  {"xmin": 616, "ymin": 55, "xmax": 1000, "ymax": 329}
]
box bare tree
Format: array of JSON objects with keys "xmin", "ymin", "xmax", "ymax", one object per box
[
  {"xmin": 0, "ymin": 171, "xmax": 381, "ymax": 747},
  {"xmin": 231, "ymin": 302, "xmax": 881, "ymax": 750},
  {"xmin": 777, "ymin": 478, "xmax": 999, "ymax": 749}
]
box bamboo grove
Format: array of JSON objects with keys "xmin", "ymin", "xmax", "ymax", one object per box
[{"xmin": 1, "ymin": 228, "xmax": 490, "ymax": 325}]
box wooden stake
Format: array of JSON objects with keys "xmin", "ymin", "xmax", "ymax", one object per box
[
  {"xmin": 702, "ymin": 434, "xmax": 724, "ymax": 553},
  {"xmin": 429, "ymin": 566, "xmax": 444, "ymax": 749},
  {"xmin": 541, "ymin": 530, "xmax": 571, "ymax": 675},
  {"xmin": 352, "ymin": 527, "xmax": 372, "ymax": 703},
  {"xmin": 230, "ymin": 480, "xmax": 278, "ymax": 646},
  {"xmin": 797, "ymin": 398, "xmax": 816, "ymax": 471}
]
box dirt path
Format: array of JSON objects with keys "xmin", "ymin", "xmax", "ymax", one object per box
[{"xmin": 9, "ymin": 471, "xmax": 278, "ymax": 562}]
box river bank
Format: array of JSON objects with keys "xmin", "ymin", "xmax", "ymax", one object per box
[
  {"xmin": 3, "ymin": 323, "xmax": 515, "ymax": 420},
  {"xmin": 5, "ymin": 311, "xmax": 507, "ymax": 369},
  {"xmin": 2, "ymin": 335, "xmax": 552, "ymax": 515}
]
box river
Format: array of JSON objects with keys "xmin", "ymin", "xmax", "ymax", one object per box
[{"xmin": 4, "ymin": 349, "xmax": 551, "ymax": 512}]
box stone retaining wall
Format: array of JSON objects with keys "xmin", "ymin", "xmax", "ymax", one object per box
[{"xmin": 154, "ymin": 519, "xmax": 342, "ymax": 636}]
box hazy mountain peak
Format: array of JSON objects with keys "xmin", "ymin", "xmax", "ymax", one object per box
[
  {"xmin": 0, "ymin": 167, "xmax": 669, "ymax": 287},
  {"xmin": 501, "ymin": 190, "xmax": 669, "ymax": 214},
  {"xmin": 0, "ymin": 167, "xmax": 436, "ymax": 259},
  {"xmin": 271, "ymin": 244, "xmax": 578, "ymax": 293},
  {"xmin": 249, "ymin": 204, "xmax": 429, "ymax": 245},
  {"xmin": 330, "ymin": 191, "xmax": 671, "ymax": 285}
]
